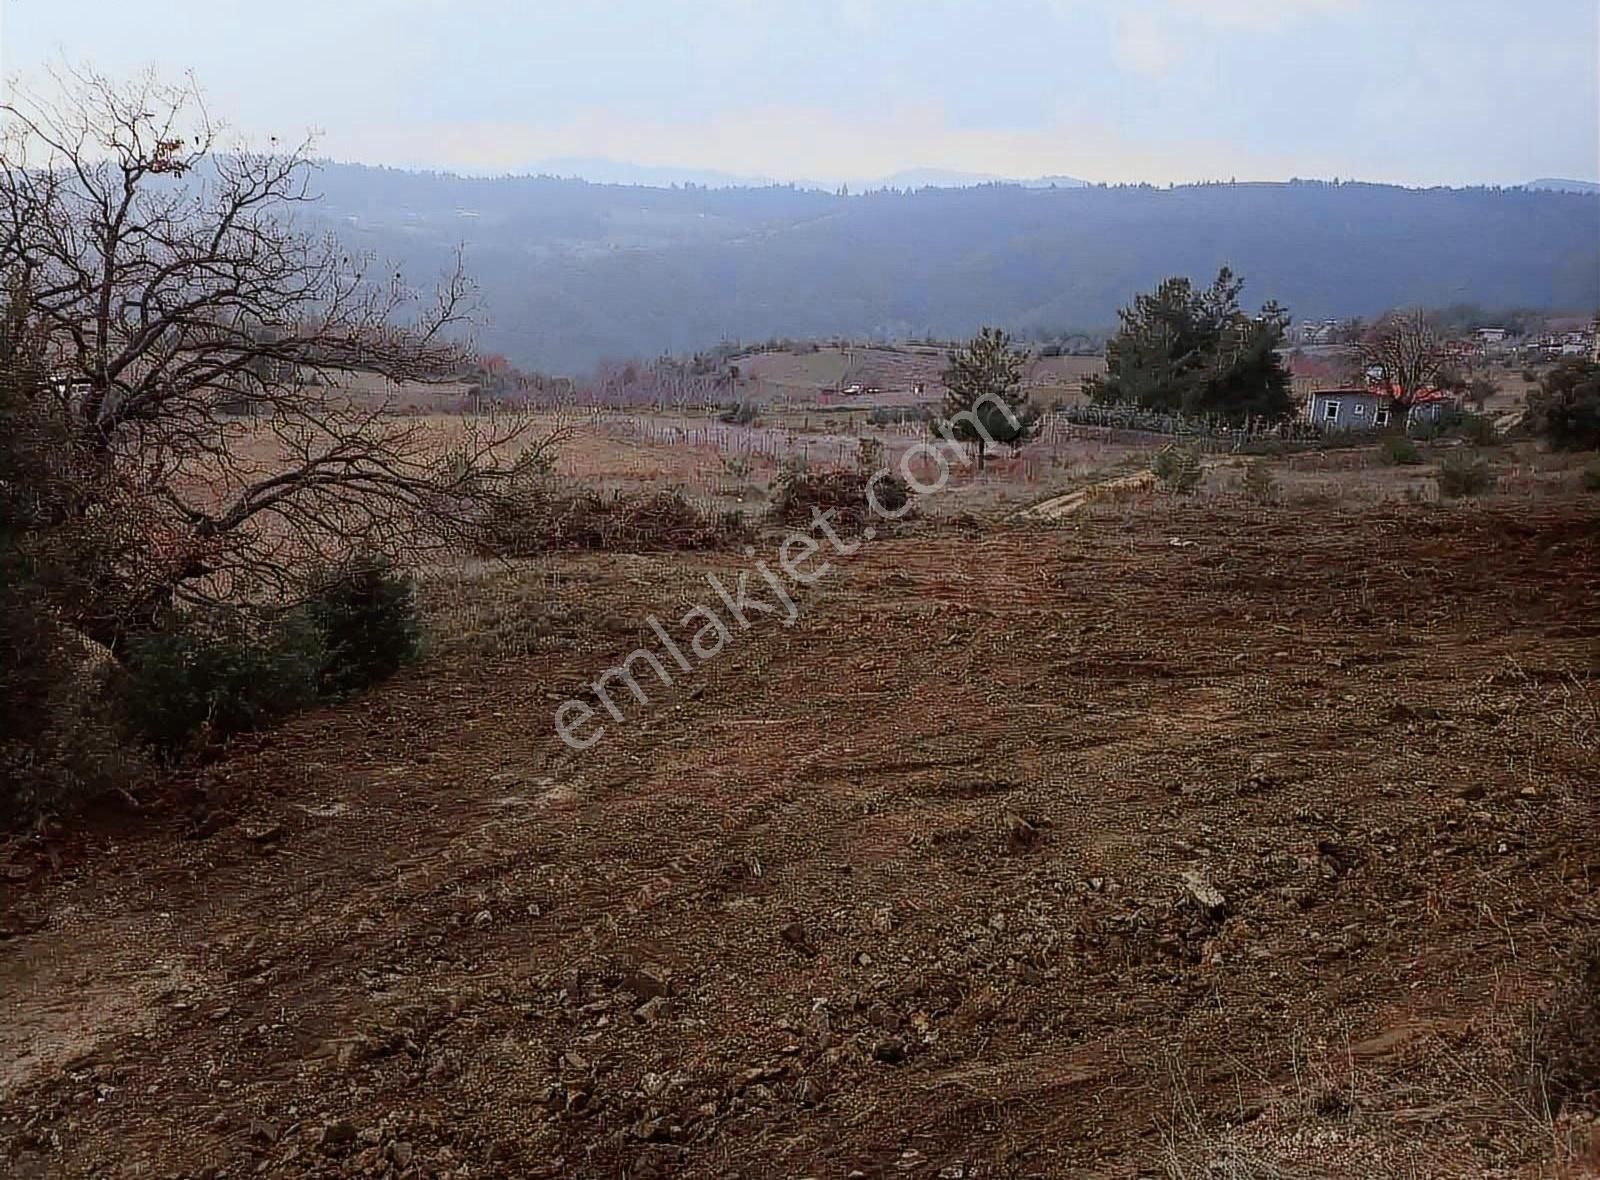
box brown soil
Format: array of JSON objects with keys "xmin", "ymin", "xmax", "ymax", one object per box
[{"xmin": 2, "ymin": 497, "xmax": 1598, "ymax": 1178}]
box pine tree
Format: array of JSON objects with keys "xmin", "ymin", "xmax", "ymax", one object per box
[
  {"xmin": 1084, "ymin": 268, "xmax": 1293, "ymax": 423},
  {"xmin": 937, "ymin": 327, "xmax": 1037, "ymax": 470}
]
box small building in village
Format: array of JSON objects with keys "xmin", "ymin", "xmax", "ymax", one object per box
[{"xmin": 1304, "ymin": 386, "xmax": 1459, "ymax": 431}]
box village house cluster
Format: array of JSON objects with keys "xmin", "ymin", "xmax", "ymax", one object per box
[{"xmin": 1288, "ymin": 314, "xmax": 1598, "ymax": 431}]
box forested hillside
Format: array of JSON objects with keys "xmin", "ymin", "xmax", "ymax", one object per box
[{"xmin": 308, "ymin": 166, "xmax": 1600, "ymax": 370}]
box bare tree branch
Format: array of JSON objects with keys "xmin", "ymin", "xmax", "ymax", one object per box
[
  {"xmin": 1357, "ymin": 309, "xmax": 1446, "ymax": 411},
  {"xmin": 1, "ymin": 66, "xmax": 550, "ymax": 646}
]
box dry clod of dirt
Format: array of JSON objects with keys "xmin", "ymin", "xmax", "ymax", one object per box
[
  {"xmin": 635, "ymin": 996, "xmax": 673, "ymax": 1024},
  {"xmin": 625, "ymin": 964, "xmax": 675, "ymax": 1000},
  {"xmin": 314, "ymin": 1118, "xmax": 357, "ymax": 1152},
  {"xmin": 239, "ymin": 821, "xmax": 285, "ymax": 845},
  {"xmin": 1180, "ymin": 869, "xmax": 1228, "ymax": 918},
  {"xmin": 1003, "ymin": 810, "xmax": 1042, "ymax": 854},
  {"xmin": 780, "ymin": 920, "xmax": 819, "ymax": 956}
]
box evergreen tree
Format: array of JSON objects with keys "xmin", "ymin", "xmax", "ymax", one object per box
[
  {"xmin": 1524, "ymin": 359, "xmax": 1600, "ymax": 451},
  {"xmin": 1084, "ymin": 268, "xmax": 1293, "ymax": 423},
  {"xmin": 937, "ymin": 327, "xmax": 1038, "ymax": 470}
]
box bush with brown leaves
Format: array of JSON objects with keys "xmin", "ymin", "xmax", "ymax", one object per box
[
  {"xmin": 480, "ymin": 486, "xmax": 750, "ymax": 556},
  {"xmin": 769, "ymin": 465, "xmax": 911, "ymax": 527}
]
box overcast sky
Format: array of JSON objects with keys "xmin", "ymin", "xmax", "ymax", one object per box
[{"xmin": 2, "ymin": 0, "xmax": 1596, "ymax": 186}]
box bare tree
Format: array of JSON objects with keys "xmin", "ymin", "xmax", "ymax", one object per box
[
  {"xmin": 0, "ymin": 67, "xmax": 550, "ymax": 646},
  {"xmin": 1358, "ymin": 309, "xmax": 1448, "ymax": 419}
]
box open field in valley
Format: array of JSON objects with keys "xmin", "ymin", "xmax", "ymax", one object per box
[{"xmin": 732, "ymin": 346, "xmax": 1104, "ymax": 406}]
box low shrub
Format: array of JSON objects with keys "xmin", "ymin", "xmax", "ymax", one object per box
[
  {"xmin": 306, "ymin": 555, "xmax": 422, "ymax": 698},
  {"xmin": 1380, "ymin": 435, "xmax": 1422, "ymax": 466},
  {"xmin": 867, "ymin": 403, "xmax": 935, "ymax": 426},
  {"xmin": 1523, "ymin": 360, "xmax": 1600, "ymax": 451},
  {"xmin": 1451, "ymin": 412, "xmax": 1501, "ymax": 446},
  {"xmin": 1, "ymin": 590, "xmax": 137, "ymax": 822},
  {"xmin": 121, "ymin": 612, "xmax": 325, "ymax": 760},
  {"xmin": 1242, "ymin": 459, "xmax": 1278, "ymax": 503},
  {"xmin": 1151, "ymin": 446, "xmax": 1204, "ymax": 494},
  {"xmin": 1413, "ymin": 408, "xmax": 1499, "ymax": 446},
  {"xmin": 481, "ymin": 485, "xmax": 750, "ymax": 556},
  {"xmin": 1436, "ymin": 450, "xmax": 1495, "ymax": 498},
  {"xmin": 1584, "ymin": 460, "xmax": 1600, "ymax": 493},
  {"xmin": 770, "ymin": 465, "xmax": 911, "ymax": 526},
  {"xmin": 19, "ymin": 560, "xmax": 429, "ymax": 782}
]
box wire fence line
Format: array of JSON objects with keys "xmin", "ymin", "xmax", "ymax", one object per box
[
  {"xmin": 543, "ymin": 403, "xmax": 1345, "ymax": 507},
  {"xmin": 1041, "ymin": 404, "xmax": 1328, "ymax": 451}
]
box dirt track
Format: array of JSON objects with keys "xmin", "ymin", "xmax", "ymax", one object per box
[{"xmin": 2, "ymin": 498, "xmax": 1598, "ymax": 1178}]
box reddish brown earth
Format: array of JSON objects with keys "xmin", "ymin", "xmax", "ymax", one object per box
[{"xmin": 2, "ymin": 498, "xmax": 1598, "ymax": 1178}]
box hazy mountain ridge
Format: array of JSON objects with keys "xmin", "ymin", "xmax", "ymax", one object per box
[
  {"xmin": 303, "ymin": 165, "xmax": 1600, "ymax": 371},
  {"xmin": 506, "ymin": 159, "xmax": 1091, "ymax": 191},
  {"xmin": 1525, "ymin": 178, "xmax": 1600, "ymax": 195}
]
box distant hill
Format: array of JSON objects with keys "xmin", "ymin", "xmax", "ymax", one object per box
[
  {"xmin": 304, "ymin": 166, "xmax": 1600, "ymax": 371},
  {"xmin": 1526, "ymin": 178, "xmax": 1600, "ymax": 195},
  {"xmin": 872, "ymin": 167, "xmax": 1007, "ymax": 189},
  {"xmin": 521, "ymin": 159, "xmax": 1091, "ymax": 192},
  {"xmin": 529, "ymin": 158, "xmax": 777, "ymax": 189},
  {"xmin": 871, "ymin": 169, "xmax": 1088, "ymax": 190}
]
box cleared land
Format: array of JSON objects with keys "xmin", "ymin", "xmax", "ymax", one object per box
[
  {"xmin": 2, "ymin": 462, "xmax": 1597, "ymax": 1176},
  {"xmin": 734, "ymin": 345, "xmax": 1104, "ymax": 405}
]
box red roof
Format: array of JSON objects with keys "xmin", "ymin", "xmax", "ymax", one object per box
[{"xmin": 1310, "ymin": 385, "xmax": 1459, "ymax": 404}]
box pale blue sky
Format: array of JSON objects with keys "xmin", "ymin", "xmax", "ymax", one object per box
[{"xmin": 2, "ymin": 0, "xmax": 1596, "ymax": 185}]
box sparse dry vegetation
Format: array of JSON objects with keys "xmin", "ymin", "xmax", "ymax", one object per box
[
  {"xmin": 1381, "ymin": 435, "xmax": 1423, "ymax": 466},
  {"xmin": 1242, "ymin": 458, "xmax": 1278, "ymax": 503},
  {"xmin": 478, "ymin": 484, "xmax": 750, "ymax": 555},
  {"xmin": 1151, "ymin": 444, "xmax": 1205, "ymax": 493},
  {"xmin": 1437, "ymin": 450, "xmax": 1496, "ymax": 498},
  {"xmin": 769, "ymin": 460, "xmax": 911, "ymax": 526}
]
